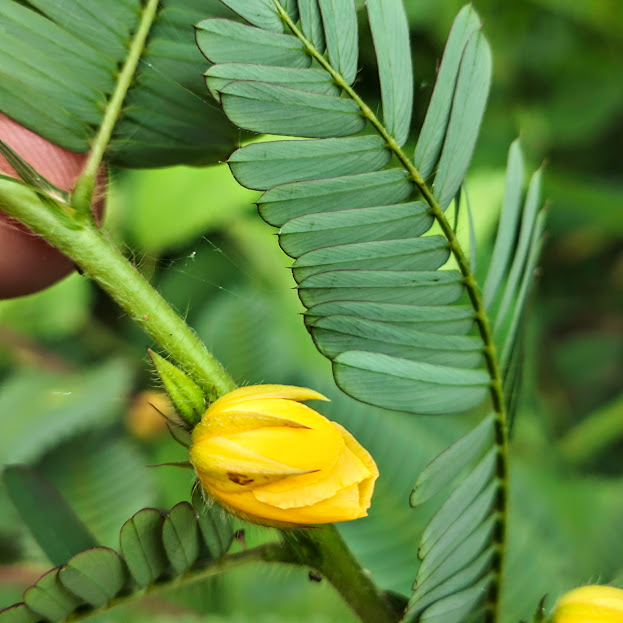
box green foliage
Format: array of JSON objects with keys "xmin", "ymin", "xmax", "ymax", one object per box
[
  {"xmin": 59, "ymin": 548, "xmax": 127, "ymax": 608},
  {"xmin": 119, "ymin": 509, "xmax": 167, "ymax": 588},
  {"xmin": 195, "ymin": 1, "xmax": 509, "ymax": 418},
  {"xmin": 0, "ymin": 0, "xmax": 239, "ymax": 167},
  {"xmin": 162, "ymin": 502, "xmax": 200, "ymax": 574},
  {"xmin": 41, "ymin": 434, "xmax": 158, "ymax": 549},
  {"xmin": 3, "ymin": 467, "xmax": 98, "ymax": 567},
  {"xmin": 119, "ymin": 162, "xmax": 258, "ymax": 254},
  {"xmin": 195, "ymin": 2, "xmax": 546, "ymax": 621},
  {"xmin": 0, "ymin": 1, "xmax": 620, "ymax": 623},
  {"xmin": 405, "ymin": 419, "xmax": 498, "ymax": 622},
  {"xmin": 0, "ymin": 481, "xmax": 235, "ymax": 623},
  {"xmin": 0, "ymin": 361, "xmax": 132, "ymax": 465},
  {"xmin": 0, "ymin": 274, "xmax": 91, "ymax": 340}
]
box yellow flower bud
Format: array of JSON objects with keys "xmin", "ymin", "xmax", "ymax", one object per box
[
  {"xmin": 552, "ymin": 585, "xmax": 623, "ymax": 623},
  {"xmin": 189, "ymin": 385, "xmax": 378, "ymax": 526}
]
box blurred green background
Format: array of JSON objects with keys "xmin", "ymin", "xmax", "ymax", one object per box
[{"xmin": 1, "ymin": 1, "xmax": 622, "ymax": 622}]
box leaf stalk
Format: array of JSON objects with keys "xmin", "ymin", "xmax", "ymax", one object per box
[{"xmin": 72, "ymin": 0, "xmax": 160, "ymax": 215}]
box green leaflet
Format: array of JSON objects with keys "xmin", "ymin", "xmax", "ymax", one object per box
[
  {"xmin": 206, "ymin": 65, "xmax": 339, "ymax": 102},
  {"xmin": 58, "ymin": 548, "xmax": 128, "ymax": 608},
  {"xmin": 483, "ymin": 140, "xmax": 525, "ymax": 308},
  {"xmin": 291, "ymin": 237, "xmax": 451, "ymax": 280},
  {"xmin": 413, "ymin": 515, "xmax": 497, "ymax": 596},
  {"xmin": 298, "ymin": 0, "xmax": 326, "ymax": 52},
  {"xmin": 366, "ymin": 0, "xmax": 413, "ymax": 146},
  {"xmin": 192, "ymin": 486, "xmax": 234, "ymax": 558},
  {"xmin": 304, "ymin": 304, "xmax": 475, "ymax": 335},
  {"xmin": 416, "ymin": 483, "xmax": 498, "ymax": 583},
  {"xmin": 499, "ymin": 211, "xmax": 546, "ymax": 372},
  {"xmin": 220, "ymin": 0, "xmax": 283, "ymax": 31},
  {"xmin": 405, "ymin": 549, "xmax": 496, "ymax": 620},
  {"xmin": 23, "ymin": 568, "xmax": 83, "ymax": 621},
  {"xmin": 298, "ymin": 270, "xmax": 465, "ymax": 307},
  {"xmin": 432, "ymin": 31, "xmax": 492, "ymax": 209},
  {"xmin": 259, "ymin": 169, "xmax": 414, "ymax": 227},
  {"xmin": 120, "ymin": 509, "xmax": 168, "ymax": 588},
  {"xmin": 410, "ymin": 415, "xmax": 496, "ymax": 506},
  {"xmin": 419, "ymin": 450, "xmax": 497, "ymax": 558},
  {"xmin": 333, "ymin": 352, "xmax": 490, "ymax": 415},
  {"xmin": 229, "ymin": 136, "xmax": 390, "ymax": 191},
  {"xmin": 196, "ymin": 19, "xmax": 310, "ymax": 67},
  {"xmin": 494, "ymin": 169, "xmax": 543, "ymax": 334},
  {"xmin": 0, "ymin": 604, "xmax": 40, "ymax": 623},
  {"xmin": 3, "ymin": 467, "xmax": 98, "ymax": 567},
  {"xmin": 318, "ymin": 0, "xmax": 358, "ymax": 85},
  {"xmin": 414, "ymin": 6, "xmax": 482, "ymax": 180},
  {"xmin": 279, "ymin": 202, "xmax": 432, "ymax": 257},
  {"xmin": 418, "ymin": 575, "xmax": 493, "ymax": 623},
  {"xmin": 310, "ymin": 317, "xmax": 482, "ymax": 367},
  {"xmin": 162, "ymin": 502, "xmax": 201, "ymax": 574},
  {"xmin": 0, "ymin": 0, "xmax": 238, "ymax": 167},
  {"xmin": 219, "ymin": 82, "xmax": 365, "ymax": 137},
  {"xmin": 283, "ymin": 0, "xmax": 300, "ymax": 21}
]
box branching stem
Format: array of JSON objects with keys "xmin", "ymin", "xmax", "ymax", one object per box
[{"xmin": 274, "ymin": 4, "xmax": 509, "ymax": 620}]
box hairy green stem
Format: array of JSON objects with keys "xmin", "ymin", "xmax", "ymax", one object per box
[
  {"xmin": 63, "ymin": 543, "xmax": 295, "ymax": 622},
  {"xmin": 0, "ymin": 179, "xmax": 235, "ymax": 396},
  {"xmin": 274, "ymin": 4, "xmax": 510, "ymax": 621},
  {"xmin": 285, "ymin": 526, "xmax": 398, "ymax": 623},
  {"xmin": 72, "ymin": 0, "xmax": 160, "ymax": 214}
]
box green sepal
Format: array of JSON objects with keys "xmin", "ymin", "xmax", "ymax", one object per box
[
  {"xmin": 0, "ymin": 139, "xmax": 69, "ymax": 200},
  {"xmin": 533, "ymin": 595, "xmax": 547, "ymax": 623},
  {"xmin": 518, "ymin": 595, "xmax": 548, "ymax": 623},
  {"xmin": 148, "ymin": 350, "xmax": 206, "ymax": 428}
]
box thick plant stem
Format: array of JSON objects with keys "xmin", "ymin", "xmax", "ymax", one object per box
[
  {"xmin": 285, "ymin": 526, "xmax": 398, "ymax": 623},
  {"xmin": 0, "ymin": 179, "xmax": 235, "ymax": 396},
  {"xmin": 274, "ymin": 4, "xmax": 510, "ymax": 621}
]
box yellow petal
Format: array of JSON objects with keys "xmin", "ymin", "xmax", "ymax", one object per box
[
  {"xmin": 553, "ymin": 604, "xmax": 623, "ymax": 623},
  {"xmin": 218, "ymin": 400, "xmax": 343, "ymax": 473},
  {"xmin": 208, "ymin": 384, "xmax": 329, "ymax": 414},
  {"xmin": 190, "ymin": 435, "xmax": 313, "ymax": 491},
  {"xmin": 209, "ymin": 482, "xmax": 367, "ymax": 525},
  {"xmin": 253, "ymin": 444, "xmax": 370, "ymax": 509},
  {"xmin": 193, "ymin": 409, "xmax": 309, "ymax": 442},
  {"xmin": 332, "ymin": 422, "xmax": 379, "ymax": 511},
  {"xmin": 553, "ymin": 586, "xmax": 623, "ymax": 623}
]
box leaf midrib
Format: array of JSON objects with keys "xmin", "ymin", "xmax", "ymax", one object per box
[{"xmin": 271, "ymin": 3, "xmax": 509, "ymax": 620}]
